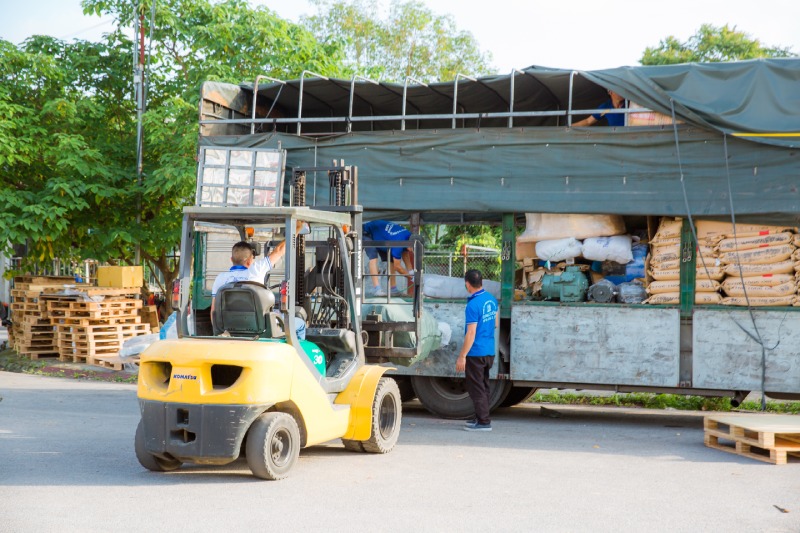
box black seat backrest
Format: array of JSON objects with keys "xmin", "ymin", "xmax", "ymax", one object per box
[{"xmin": 212, "ymin": 281, "xmax": 281, "ymax": 338}]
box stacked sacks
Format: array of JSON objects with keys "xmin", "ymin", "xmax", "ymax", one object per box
[
  {"xmin": 697, "ymin": 222, "xmax": 799, "ymax": 307},
  {"xmin": 645, "ymin": 217, "xmax": 724, "ymax": 305},
  {"xmin": 645, "ymin": 217, "xmax": 682, "ymax": 304},
  {"xmin": 517, "ymin": 214, "xmax": 628, "ymax": 266}
]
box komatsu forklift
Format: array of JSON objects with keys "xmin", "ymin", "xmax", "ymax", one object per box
[{"xmin": 135, "ymin": 159, "xmax": 423, "ymax": 480}]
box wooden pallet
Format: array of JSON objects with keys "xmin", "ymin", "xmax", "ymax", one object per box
[
  {"xmin": 55, "ymin": 323, "xmax": 150, "ymax": 336},
  {"xmin": 704, "ymin": 414, "xmax": 800, "ymax": 465},
  {"xmin": 42, "ymin": 287, "xmax": 140, "ymax": 298},
  {"xmin": 50, "ymin": 316, "xmax": 142, "ymax": 326},
  {"xmin": 91, "ymin": 355, "xmax": 140, "ymax": 371}
]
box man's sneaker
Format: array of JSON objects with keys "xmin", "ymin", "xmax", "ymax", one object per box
[
  {"xmin": 464, "ymin": 422, "xmax": 492, "ymax": 432},
  {"xmin": 464, "ymin": 418, "xmax": 477, "ymax": 427},
  {"xmin": 390, "ymin": 286, "xmax": 402, "ymax": 295},
  {"xmin": 371, "ymin": 286, "xmax": 387, "ymax": 297}
]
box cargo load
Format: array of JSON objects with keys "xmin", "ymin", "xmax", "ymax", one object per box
[{"xmin": 518, "ymin": 214, "xmax": 625, "ymax": 242}]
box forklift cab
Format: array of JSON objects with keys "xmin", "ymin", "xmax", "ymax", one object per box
[{"xmin": 174, "ymin": 207, "xmax": 369, "ymax": 393}]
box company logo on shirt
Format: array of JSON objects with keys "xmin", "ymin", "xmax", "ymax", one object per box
[{"xmin": 482, "ymin": 301, "xmax": 497, "ymax": 322}]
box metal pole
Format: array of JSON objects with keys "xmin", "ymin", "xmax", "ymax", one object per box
[
  {"xmin": 402, "ymin": 76, "xmax": 428, "ymax": 131},
  {"xmin": 452, "ymin": 73, "xmax": 476, "ymax": 129},
  {"xmin": 251, "ymin": 75, "xmax": 285, "ymax": 135},
  {"xmin": 508, "ymin": 68, "xmax": 524, "ymax": 128},
  {"xmin": 297, "ymin": 70, "xmax": 329, "ymax": 136},
  {"xmin": 348, "ymin": 75, "xmax": 379, "ymax": 133},
  {"xmin": 567, "ymin": 70, "xmax": 576, "ymax": 127},
  {"xmin": 133, "ymin": 4, "xmax": 145, "ymax": 266}
]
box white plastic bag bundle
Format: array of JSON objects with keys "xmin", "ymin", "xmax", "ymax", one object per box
[
  {"xmin": 581, "ymin": 236, "xmax": 633, "ymax": 264},
  {"xmin": 535, "ymin": 238, "xmax": 583, "ymax": 262},
  {"xmin": 119, "ymin": 333, "xmax": 160, "ymax": 359},
  {"xmin": 422, "ymin": 274, "xmax": 501, "ymax": 300}
]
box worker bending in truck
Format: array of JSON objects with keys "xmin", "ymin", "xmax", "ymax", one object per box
[
  {"xmin": 363, "ymin": 220, "xmax": 415, "ymax": 296},
  {"xmin": 572, "ymin": 90, "xmax": 626, "ymax": 127},
  {"xmin": 456, "ymin": 269, "xmax": 499, "ymax": 432}
]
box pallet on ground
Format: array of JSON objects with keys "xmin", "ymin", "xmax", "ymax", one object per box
[
  {"xmin": 139, "ymin": 305, "xmax": 160, "ymax": 330},
  {"xmin": 50, "ymin": 316, "xmax": 142, "ymax": 327},
  {"xmin": 704, "ymin": 414, "xmax": 800, "ymax": 465},
  {"xmin": 91, "ymin": 354, "xmax": 140, "ymax": 371},
  {"xmin": 55, "ymin": 323, "xmax": 150, "ymax": 336},
  {"xmin": 42, "ymin": 287, "xmax": 140, "ymax": 298}
]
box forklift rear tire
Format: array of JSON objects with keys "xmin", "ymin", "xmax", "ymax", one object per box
[
  {"xmin": 411, "ymin": 376, "xmax": 512, "ymax": 419},
  {"xmin": 246, "ymin": 412, "xmax": 300, "ymax": 480},
  {"xmin": 343, "ymin": 377, "xmax": 402, "ymax": 454},
  {"xmin": 135, "ymin": 420, "xmax": 182, "ymax": 472}
]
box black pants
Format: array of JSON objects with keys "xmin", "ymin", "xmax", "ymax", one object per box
[{"xmin": 465, "ymin": 355, "xmax": 495, "ymax": 425}]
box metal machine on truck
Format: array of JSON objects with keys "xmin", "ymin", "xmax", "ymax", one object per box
[{"xmin": 185, "ymin": 60, "xmax": 800, "ymax": 419}]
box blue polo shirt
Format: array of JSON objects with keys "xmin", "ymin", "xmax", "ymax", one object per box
[
  {"xmin": 363, "ymin": 220, "xmax": 411, "ymax": 260},
  {"xmin": 592, "ymin": 99, "xmax": 625, "ymax": 126},
  {"xmin": 464, "ymin": 289, "xmax": 498, "ymax": 357}
]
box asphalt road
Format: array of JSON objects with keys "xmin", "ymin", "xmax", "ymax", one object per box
[{"xmin": 1, "ymin": 371, "xmax": 798, "ymax": 533}]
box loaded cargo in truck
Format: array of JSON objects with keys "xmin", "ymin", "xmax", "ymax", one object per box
[{"xmin": 184, "ymin": 60, "xmax": 800, "ymax": 419}]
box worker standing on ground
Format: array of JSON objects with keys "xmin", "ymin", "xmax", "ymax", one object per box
[
  {"xmin": 572, "ymin": 90, "xmax": 626, "ymax": 127},
  {"xmin": 362, "ymin": 220, "xmax": 415, "ymax": 296},
  {"xmin": 456, "ymin": 269, "xmax": 499, "ymax": 432}
]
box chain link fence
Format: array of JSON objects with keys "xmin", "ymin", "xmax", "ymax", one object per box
[{"xmin": 423, "ymin": 248, "xmax": 501, "ymax": 282}]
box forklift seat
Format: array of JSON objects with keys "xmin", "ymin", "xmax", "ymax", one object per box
[{"xmin": 212, "ymin": 281, "xmax": 283, "ymax": 338}]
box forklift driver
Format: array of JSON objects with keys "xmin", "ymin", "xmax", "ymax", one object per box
[{"xmin": 210, "ymin": 220, "xmax": 306, "ymax": 336}]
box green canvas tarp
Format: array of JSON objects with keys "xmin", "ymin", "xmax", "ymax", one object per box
[{"xmin": 198, "ymin": 60, "xmax": 800, "ymax": 224}]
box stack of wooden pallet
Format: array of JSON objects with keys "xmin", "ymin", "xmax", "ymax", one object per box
[
  {"xmin": 45, "ymin": 287, "xmax": 152, "ymax": 370},
  {"xmin": 704, "ymin": 414, "xmax": 800, "ymax": 465},
  {"xmin": 9, "ymin": 276, "xmax": 78, "ymax": 359}
]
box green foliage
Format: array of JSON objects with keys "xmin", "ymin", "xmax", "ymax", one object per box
[
  {"xmin": 531, "ymin": 391, "xmax": 800, "ymax": 413},
  {"xmin": 641, "ymin": 24, "xmax": 795, "ymax": 65},
  {"xmin": 303, "ymin": 0, "xmax": 494, "ymax": 82},
  {"xmin": 0, "ymin": 0, "xmax": 347, "ymax": 293}
]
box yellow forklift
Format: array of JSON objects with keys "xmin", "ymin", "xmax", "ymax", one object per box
[{"xmin": 135, "ymin": 161, "xmax": 422, "ymax": 480}]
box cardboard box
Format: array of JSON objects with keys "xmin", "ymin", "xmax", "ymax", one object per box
[
  {"xmin": 516, "ymin": 241, "xmax": 537, "ymax": 261},
  {"xmin": 97, "ymin": 266, "xmax": 143, "ymax": 288}
]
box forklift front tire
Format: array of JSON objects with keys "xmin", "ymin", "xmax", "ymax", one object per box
[
  {"xmin": 246, "ymin": 412, "xmax": 301, "ymax": 480},
  {"xmin": 135, "ymin": 420, "xmax": 182, "ymax": 472}
]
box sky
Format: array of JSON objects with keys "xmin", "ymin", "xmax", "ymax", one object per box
[{"xmin": 2, "ymin": 0, "xmax": 799, "ymax": 72}]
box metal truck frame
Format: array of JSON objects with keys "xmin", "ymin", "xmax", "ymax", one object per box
[{"xmin": 186, "ymin": 61, "xmax": 800, "ymax": 418}]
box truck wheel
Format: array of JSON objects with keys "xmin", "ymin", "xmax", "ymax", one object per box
[
  {"xmin": 498, "ymin": 387, "xmax": 538, "ymax": 408},
  {"xmin": 361, "ymin": 377, "xmax": 402, "ymax": 453},
  {"xmin": 394, "ymin": 376, "xmax": 417, "ymax": 402},
  {"xmin": 411, "ymin": 376, "xmax": 512, "ymax": 419},
  {"xmin": 135, "ymin": 420, "xmax": 182, "ymax": 472},
  {"xmin": 246, "ymin": 412, "xmax": 300, "ymax": 480}
]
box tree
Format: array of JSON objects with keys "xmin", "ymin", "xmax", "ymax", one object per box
[
  {"xmin": 641, "ymin": 24, "xmax": 795, "ymax": 65},
  {"xmin": 302, "ymin": 0, "xmax": 494, "ymax": 83},
  {"xmin": 0, "ymin": 0, "xmax": 347, "ymax": 301}
]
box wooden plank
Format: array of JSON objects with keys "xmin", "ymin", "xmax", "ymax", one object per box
[
  {"xmin": 705, "ymin": 414, "xmax": 800, "ymax": 435},
  {"xmin": 90, "ymin": 355, "xmax": 139, "ymax": 371},
  {"xmin": 50, "ymin": 316, "xmax": 142, "ymax": 326}
]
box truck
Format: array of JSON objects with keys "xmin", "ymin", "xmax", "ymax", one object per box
[{"xmin": 181, "ymin": 59, "xmax": 800, "ymax": 420}]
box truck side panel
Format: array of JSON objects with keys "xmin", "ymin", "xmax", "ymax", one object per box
[
  {"xmin": 693, "ymin": 309, "xmax": 800, "ymax": 393},
  {"xmin": 510, "ymin": 305, "xmax": 681, "ymax": 387}
]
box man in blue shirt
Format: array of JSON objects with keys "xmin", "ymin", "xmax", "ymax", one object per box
[
  {"xmin": 363, "ymin": 220, "xmax": 415, "ymax": 296},
  {"xmin": 456, "ymin": 269, "xmax": 499, "ymax": 432},
  {"xmin": 573, "ymin": 90, "xmax": 625, "ymax": 127}
]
